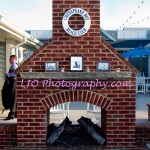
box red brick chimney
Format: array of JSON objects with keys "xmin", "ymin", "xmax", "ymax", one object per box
[
  {"xmin": 15, "ymin": 0, "xmax": 137, "ymax": 147},
  {"xmin": 53, "ymin": 0, "xmax": 100, "ymax": 39}
]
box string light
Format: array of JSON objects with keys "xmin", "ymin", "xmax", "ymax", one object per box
[
  {"xmin": 101, "ymin": 0, "xmax": 150, "ymax": 30},
  {"xmin": 129, "ymin": 16, "xmax": 150, "ymax": 27},
  {"xmin": 117, "ymin": 1, "xmax": 144, "ymax": 30}
]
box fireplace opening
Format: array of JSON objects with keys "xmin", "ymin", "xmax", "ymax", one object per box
[
  {"xmin": 49, "ymin": 102, "xmax": 101, "ymax": 125},
  {"xmin": 46, "ymin": 102, "xmax": 106, "ymax": 146}
]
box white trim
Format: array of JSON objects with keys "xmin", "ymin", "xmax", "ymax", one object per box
[{"xmin": 0, "ymin": 15, "xmax": 43, "ymax": 48}]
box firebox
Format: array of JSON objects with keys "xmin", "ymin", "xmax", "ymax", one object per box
[
  {"xmin": 46, "ymin": 115, "xmax": 106, "ymax": 146},
  {"xmin": 15, "ymin": 0, "xmax": 137, "ymax": 147}
]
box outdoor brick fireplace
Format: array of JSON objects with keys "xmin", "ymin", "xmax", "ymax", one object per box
[{"xmin": 15, "ymin": 0, "xmax": 138, "ymax": 147}]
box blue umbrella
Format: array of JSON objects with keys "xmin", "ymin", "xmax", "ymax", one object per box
[
  {"xmin": 121, "ymin": 46, "xmax": 150, "ymax": 72},
  {"xmin": 121, "ymin": 46, "xmax": 150, "ymax": 58}
]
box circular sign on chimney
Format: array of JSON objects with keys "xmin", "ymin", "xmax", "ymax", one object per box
[{"xmin": 62, "ymin": 8, "xmax": 91, "ymax": 37}]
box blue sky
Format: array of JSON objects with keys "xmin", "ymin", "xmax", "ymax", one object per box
[{"xmin": 0, "ymin": 0, "xmax": 150, "ymax": 30}]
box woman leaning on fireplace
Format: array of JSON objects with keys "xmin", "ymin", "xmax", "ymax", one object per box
[{"xmin": 2, "ymin": 55, "xmax": 18, "ymax": 120}]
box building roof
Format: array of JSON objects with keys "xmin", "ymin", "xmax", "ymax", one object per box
[
  {"xmin": 110, "ymin": 40, "xmax": 150, "ymax": 49},
  {"xmin": 100, "ymin": 28, "xmax": 116, "ymax": 41},
  {"xmin": 0, "ymin": 15, "xmax": 43, "ymax": 49},
  {"xmin": 25, "ymin": 28, "xmax": 116, "ymax": 42}
]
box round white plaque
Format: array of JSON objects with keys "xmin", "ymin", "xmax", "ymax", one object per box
[{"xmin": 62, "ymin": 8, "xmax": 91, "ymax": 37}]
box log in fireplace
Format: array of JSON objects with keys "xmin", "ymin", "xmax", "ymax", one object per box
[{"xmin": 46, "ymin": 116, "xmax": 106, "ymax": 146}]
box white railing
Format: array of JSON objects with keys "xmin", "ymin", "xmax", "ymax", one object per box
[
  {"xmin": 50, "ymin": 102, "xmax": 70, "ymax": 123},
  {"xmin": 86, "ymin": 103, "xmax": 101, "ymax": 126},
  {"xmin": 136, "ymin": 76, "xmax": 145, "ymax": 94},
  {"xmin": 145, "ymin": 77, "xmax": 150, "ymax": 93},
  {"xmin": 136, "ymin": 76, "xmax": 150, "ymax": 94}
]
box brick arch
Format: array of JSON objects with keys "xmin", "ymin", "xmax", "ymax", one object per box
[{"xmin": 40, "ymin": 90, "xmax": 112, "ymax": 110}]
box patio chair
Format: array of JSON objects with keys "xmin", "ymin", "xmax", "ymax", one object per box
[
  {"xmin": 50, "ymin": 102, "xmax": 70, "ymax": 123},
  {"xmin": 145, "ymin": 78, "xmax": 150, "ymax": 93},
  {"xmin": 136, "ymin": 76, "xmax": 145, "ymax": 94},
  {"xmin": 86, "ymin": 103, "xmax": 101, "ymax": 126}
]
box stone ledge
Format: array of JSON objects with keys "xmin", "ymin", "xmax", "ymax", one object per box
[{"xmin": 20, "ymin": 72, "xmax": 132, "ymax": 81}]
